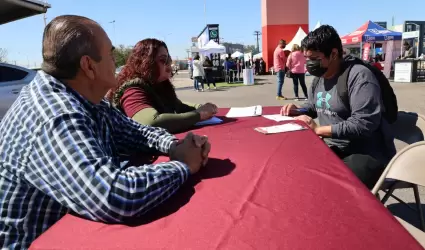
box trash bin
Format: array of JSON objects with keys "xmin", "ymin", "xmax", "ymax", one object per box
[{"xmin": 243, "ymin": 69, "xmax": 254, "ymax": 85}]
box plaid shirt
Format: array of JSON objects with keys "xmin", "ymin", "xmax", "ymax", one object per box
[{"xmin": 0, "ymin": 71, "xmax": 190, "ymax": 249}]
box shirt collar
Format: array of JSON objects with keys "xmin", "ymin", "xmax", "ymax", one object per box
[{"xmin": 37, "ymin": 70, "xmax": 110, "ymax": 110}]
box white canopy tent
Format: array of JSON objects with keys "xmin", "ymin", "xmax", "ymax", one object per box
[
  {"xmin": 231, "ymin": 51, "xmax": 244, "ymax": 58},
  {"xmin": 244, "ymin": 52, "xmax": 252, "ymax": 62},
  {"xmin": 253, "ymin": 52, "xmax": 262, "ymax": 60},
  {"xmin": 284, "ymin": 27, "xmax": 307, "ymax": 51},
  {"xmin": 199, "ymin": 40, "xmax": 226, "ymax": 55},
  {"xmin": 313, "ymin": 21, "xmax": 321, "ymax": 31}
]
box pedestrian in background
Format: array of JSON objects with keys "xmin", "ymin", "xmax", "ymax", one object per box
[
  {"xmin": 192, "ymin": 54, "xmax": 205, "ymax": 91},
  {"xmin": 274, "ymin": 39, "xmax": 287, "ymax": 100},
  {"xmin": 286, "ymin": 44, "xmax": 308, "ymax": 101}
]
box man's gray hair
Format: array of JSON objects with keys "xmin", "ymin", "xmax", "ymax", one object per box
[{"xmin": 41, "ymin": 15, "xmax": 102, "ymax": 79}]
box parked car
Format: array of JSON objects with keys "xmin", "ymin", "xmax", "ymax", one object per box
[{"xmin": 0, "ymin": 63, "xmax": 36, "ymax": 120}]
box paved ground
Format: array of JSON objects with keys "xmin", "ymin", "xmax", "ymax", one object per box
[{"xmin": 173, "ymin": 70, "xmax": 425, "ymax": 229}]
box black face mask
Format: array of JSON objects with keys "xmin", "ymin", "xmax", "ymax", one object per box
[{"xmin": 306, "ymin": 59, "xmax": 328, "ymax": 77}]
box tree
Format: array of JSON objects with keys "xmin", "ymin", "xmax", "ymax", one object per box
[
  {"xmin": 244, "ymin": 45, "xmax": 259, "ymax": 54},
  {"xmin": 113, "ymin": 45, "xmax": 132, "ymax": 67},
  {"xmin": 0, "ymin": 48, "xmax": 7, "ymax": 63}
]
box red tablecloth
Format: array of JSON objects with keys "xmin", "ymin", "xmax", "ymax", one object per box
[{"xmin": 31, "ymin": 107, "xmax": 422, "ymax": 250}]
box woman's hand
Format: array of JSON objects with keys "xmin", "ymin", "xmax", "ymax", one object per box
[{"xmin": 197, "ymin": 103, "xmax": 218, "ymax": 120}]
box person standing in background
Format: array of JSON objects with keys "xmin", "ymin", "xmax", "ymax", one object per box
[
  {"xmin": 274, "ymin": 39, "xmax": 287, "ymax": 100},
  {"xmin": 286, "ymin": 44, "xmax": 308, "ymax": 101},
  {"xmin": 224, "ymin": 57, "xmax": 234, "ymax": 83},
  {"xmin": 192, "ymin": 54, "xmax": 205, "ymax": 91},
  {"xmin": 235, "ymin": 59, "xmax": 241, "ymax": 81},
  {"xmin": 401, "ymin": 41, "xmax": 415, "ymax": 59},
  {"xmin": 254, "ymin": 59, "xmax": 260, "ymax": 75},
  {"xmin": 238, "ymin": 58, "xmax": 244, "ymax": 80},
  {"xmin": 203, "ymin": 56, "xmax": 216, "ymax": 89},
  {"xmin": 259, "ymin": 58, "xmax": 266, "ymax": 75}
]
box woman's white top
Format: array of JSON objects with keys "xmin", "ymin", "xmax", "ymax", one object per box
[{"xmin": 192, "ymin": 60, "xmax": 205, "ymax": 77}]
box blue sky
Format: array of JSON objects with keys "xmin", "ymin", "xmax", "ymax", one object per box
[{"xmin": 1, "ymin": 0, "xmax": 425, "ymax": 67}]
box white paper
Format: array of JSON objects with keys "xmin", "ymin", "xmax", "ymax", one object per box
[
  {"xmin": 225, "ymin": 105, "xmax": 262, "ymax": 118},
  {"xmin": 255, "ymin": 123, "xmax": 306, "ymax": 134},
  {"xmin": 262, "ymin": 114, "xmax": 295, "ymax": 122},
  {"xmin": 195, "ymin": 116, "xmax": 223, "ymax": 126}
]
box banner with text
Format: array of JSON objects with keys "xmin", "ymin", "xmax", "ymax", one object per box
[{"xmin": 362, "ymin": 43, "xmax": 371, "ymax": 61}]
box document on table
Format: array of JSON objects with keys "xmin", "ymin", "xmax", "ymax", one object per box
[
  {"xmin": 255, "ymin": 123, "xmax": 306, "ymax": 134},
  {"xmin": 225, "ymin": 105, "xmax": 262, "ymax": 118},
  {"xmin": 195, "ymin": 116, "xmax": 223, "ymax": 126},
  {"xmin": 262, "ymin": 114, "xmax": 295, "ymax": 122}
]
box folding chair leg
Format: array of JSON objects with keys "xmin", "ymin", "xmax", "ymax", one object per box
[
  {"xmin": 390, "ymin": 194, "xmax": 417, "ymax": 211},
  {"xmin": 413, "ymin": 184, "xmax": 425, "ymax": 231},
  {"xmin": 381, "ymin": 182, "xmax": 398, "ymax": 204}
]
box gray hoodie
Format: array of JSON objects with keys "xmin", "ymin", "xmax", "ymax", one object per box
[{"xmin": 302, "ymin": 64, "xmax": 396, "ymax": 164}]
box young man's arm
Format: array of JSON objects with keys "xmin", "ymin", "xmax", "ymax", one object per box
[{"xmin": 327, "ymin": 65, "xmax": 382, "ymax": 139}]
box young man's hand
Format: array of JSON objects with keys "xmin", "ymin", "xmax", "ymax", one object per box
[
  {"xmin": 295, "ymin": 115, "xmax": 317, "ymax": 131},
  {"xmin": 280, "ymin": 103, "xmax": 300, "ymax": 116}
]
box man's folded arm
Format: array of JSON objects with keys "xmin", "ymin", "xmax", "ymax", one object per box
[{"xmin": 26, "ymin": 112, "xmax": 190, "ymax": 222}]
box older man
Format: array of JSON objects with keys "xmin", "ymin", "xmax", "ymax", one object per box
[{"xmin": 0, "ymin": 15, "xmax": 210, "ymax": 249}]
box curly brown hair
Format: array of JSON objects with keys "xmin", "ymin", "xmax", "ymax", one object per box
[{"xmin": 107, "ymin": 38, "xmax": 168, "ymax": 101}]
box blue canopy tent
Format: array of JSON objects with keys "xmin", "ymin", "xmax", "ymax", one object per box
[
  {"xmin": 341, "ymin": 21, "xmax": 402, "ymax": 45},
  {"xmin": 341, "ymin": 21, "xmax": 403, "ymax": 63}
]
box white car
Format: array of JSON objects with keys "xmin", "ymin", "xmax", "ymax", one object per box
[{"xmin": 0, "ymin": 63, "xmax": 37, "ymax": 120}]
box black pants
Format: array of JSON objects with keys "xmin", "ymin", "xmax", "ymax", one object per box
[
  {"xmin": 226, "ymin": 71, "xmax": 233, "ymax": 83},
  {"xmin": 292, "ymin": 73, "xmax": 308, "ymax": 98},
  {"xmin": 205, "ymin": 72, "xmax": 216, "ymax": 87},
  {"xmin": 330, "ymin": 146, "xmax": 385, "ymax": 189}
]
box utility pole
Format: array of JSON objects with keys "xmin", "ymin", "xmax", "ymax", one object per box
[
  {"xmin": 186, "ymin": 49, "xmax": 190, "ymax": 59},
  {"xmin": 204, "ymin": 0, "xmax": 207, "ymax": 25},
  {"xmin": 43, "ymin": 0, "xmax": 47, "ymax": 26},
  {"xmin": 253, "ymin": 31, "xmax": 261, "ymax": 51},
  {"xmin": 43, "ymin": 13, "xmax": 47, "ymax": 26}
]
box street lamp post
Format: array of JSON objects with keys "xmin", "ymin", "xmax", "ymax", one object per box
[
  {"xmin": 185, "ymin": 49, "xmax": 190, "ymax": 59},
  {"xmin": 109, "ymin": 20, "xmax": 116, "ymax": 45},
  {"xmin": 204, "ymin": 0, "xmax": 207, "ymax": 25}
]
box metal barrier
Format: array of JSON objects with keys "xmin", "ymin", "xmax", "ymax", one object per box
[{"xmin": 416, "ymin": 60, "xmax": 425, "ymax": 82}]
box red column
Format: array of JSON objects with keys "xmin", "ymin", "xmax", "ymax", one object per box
[{"xmin": 261, "ymin": 0, "xmax": 309, "ymax": 72}]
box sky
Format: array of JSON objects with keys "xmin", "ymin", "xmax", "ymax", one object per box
[{"xmin": 1, "ymin": 0, "xmax": 425, "ymax": 67}]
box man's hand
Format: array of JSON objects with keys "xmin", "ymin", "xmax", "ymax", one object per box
[
  {"xmin": 295, "ymin": 115, "xmax": 318, "ymax": 131},
  {"xmin": 280, "ymin": 103, "xmax": 300, "ymax": 116},
  {"xmin": 197, "ymin": 103, "xmax": 218, "ymax": 121},
  {"xmin": 190, "ymin": 133, "xmax": 211, "ymax": 166},
  {"xmin": 169, "ymin": 132, "xmax": 211, "ymax": 174}
]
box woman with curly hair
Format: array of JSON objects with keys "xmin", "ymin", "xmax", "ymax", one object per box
[{"xmin": 107, "ymin": 38, "xmax": 217, "ymax": 133}]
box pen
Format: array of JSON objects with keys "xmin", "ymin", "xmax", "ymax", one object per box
[{"xmin": 295, "ymin": 108, "xmax": 308, "ymax": 113}]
